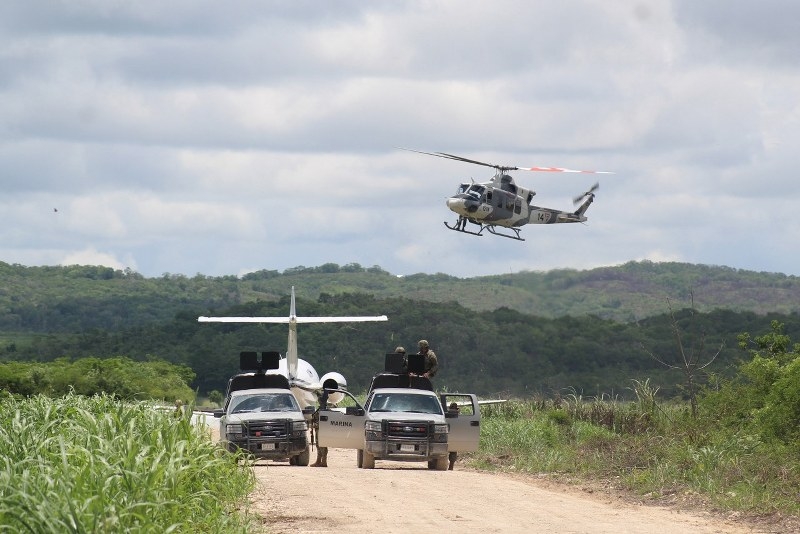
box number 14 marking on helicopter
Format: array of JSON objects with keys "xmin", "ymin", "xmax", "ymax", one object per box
[{"xmin": 402, "ymin": 149, "xmax": 613, "ymax": 241}]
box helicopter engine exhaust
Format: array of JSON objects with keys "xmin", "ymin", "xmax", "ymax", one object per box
[{"xmin": 320, "ymin": 371, "xmax": 347, "ymax": 406}]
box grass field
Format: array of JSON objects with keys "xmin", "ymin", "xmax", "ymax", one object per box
[
  {"xmin": 0, "ymin": 393, "xmax": 255, "ymax": 533},
  {"xmin": 470, "ymin": 395, "xmax": 800, "ymax": 522}
]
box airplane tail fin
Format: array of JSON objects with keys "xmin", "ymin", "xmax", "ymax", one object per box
[{"xmin": 287, "ymin": 287, "xmax": 299, "ymax": 379}]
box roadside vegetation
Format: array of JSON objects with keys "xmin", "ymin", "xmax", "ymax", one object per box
[
  {"xmin": 0, "ymin": 357, "xmax": 196, "ymax": 401},
  {"xmin": 470, "ymin": 322, "xmax": 800, "ymax": 524},
  {"xmin": 0, "ymin": 393, "xmax": 256, "ymax": 533}
]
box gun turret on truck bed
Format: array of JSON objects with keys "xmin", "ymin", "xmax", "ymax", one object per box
[{"xmin": 317, "ymin": 352, "xmax": 481, "ymax": 470}]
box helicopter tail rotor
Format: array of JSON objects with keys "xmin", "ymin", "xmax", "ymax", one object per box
[{"xmin": 573, "ymin": 182, "xmax": 599, "ymax": 205}]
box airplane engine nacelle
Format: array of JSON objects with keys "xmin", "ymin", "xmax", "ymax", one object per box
[{"xmin": 320, "ymin": 371, "xmax": 347, "ymax": 406}]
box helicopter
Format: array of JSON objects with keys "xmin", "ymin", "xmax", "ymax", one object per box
[{"xmin": 402, "ymin": 148, "xmax": 612, "ymax": 241}]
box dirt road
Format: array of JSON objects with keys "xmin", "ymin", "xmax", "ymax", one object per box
[{"xmin": 247, "ymin": 447, "xmax": 763, "ymax": 534}]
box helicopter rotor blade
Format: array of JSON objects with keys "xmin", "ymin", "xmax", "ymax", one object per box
[
  {"xmin": 399, "ymin": 148, "xmax": 613, "ymax": 175},
  {"xmin": 573, "ymin": 182, "xmax": 600, "ymax": 204},
  {"xmin": 434, "ymin": 152, "xmax": 516, "ymax": 171},
  {"xmin": 519, "ymin": 166, "xmax": 614, "ymax": 174},
  {"xmin": 397, "ymin": 148, "xmax": 514, "ymax": 171}
]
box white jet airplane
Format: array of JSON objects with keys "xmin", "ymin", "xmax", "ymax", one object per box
[{"xmin": 198, "ymin": 286, "xmax": 388, "ymax": 408}]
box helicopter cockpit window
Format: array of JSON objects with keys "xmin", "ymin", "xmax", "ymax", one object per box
[
  {"xmin": 457, "ymin": 183, "xmax": 469, "ymax": 195},
  {"xmin": 465, "ymin": 184, "xmax": 485, "ymax": 201}
]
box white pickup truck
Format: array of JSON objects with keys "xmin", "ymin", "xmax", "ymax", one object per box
[
  {"xmin": 216, "ymin": 387, "xmax": 313, "ymax": 465},
  {"xmin": 214, "ymin": 352, "xmax": 314, "ymax": 465},
  {"xmin": 317, "ymin": 372, "xmax": 481, "ymax": 470}
]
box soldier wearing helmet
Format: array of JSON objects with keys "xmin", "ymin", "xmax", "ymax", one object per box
[{"xmin": 416, "ymin": 339, "xmax": 438, "ymax": 379}]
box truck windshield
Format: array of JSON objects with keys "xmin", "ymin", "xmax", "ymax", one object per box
[
  {"xmin": 230, "ymin": 393, "xmax": 298, "ymax": 414},
  {"xmin": 369, "ymin": 393, "xmax": 443, "ymax": 415}
]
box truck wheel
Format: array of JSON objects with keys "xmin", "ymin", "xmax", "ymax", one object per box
[
  {"xmin": 361, "ymin": 450, "xmax": 375, "ymax": 469},
  {"xmin": 427, "ymin": 459, "xmax": 437, "ymax": 469},
  {"xmin": 434, "ymin": 456, "xmax": 448, "ymax": 471},
  {"xmin": 357, "ymin": 449, "xmax": 363, "ymax": 468},
  {"xmin": 295, "ymin": 447, "xmax": 310, "ymax": 466}
]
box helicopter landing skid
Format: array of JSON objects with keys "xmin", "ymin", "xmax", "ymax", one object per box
[
  {"xmin": 485, "ymin": 225, "xmax": 525, "ymax": 241},
  {"xmin": 444, "ymin": 221, "xmax": 484, "ymax": 236},
  {"xmin": 444, "ymin": 221, "xmax": 525, "ymax": 241}
]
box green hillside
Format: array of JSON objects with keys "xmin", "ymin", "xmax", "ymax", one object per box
[
  {"xmin": 2, "ymin": 261, "xmax": 800, "ymax": 332},
  {"xmin": 2, "ymin": 260, "xmax": 799, "ymax": 399}
]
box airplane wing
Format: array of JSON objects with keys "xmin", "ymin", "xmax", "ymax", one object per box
[
  {"xmin": 198, "ymin": 317, "xmax": 289, "ymax": 323},
  {"xmin": 197, "ymin": 316, "xmax": 388, "ymax": 323},
  {"xmin": 296, "ymin": 316, "xmax": 388, "ymax": 323},
  {"xmin": 477, "ymin": 399, "xmax": 508, "ymax": 405},
  {"xmin": 451, "ymin": 399, "xmax": 507, "ymax": 406}
]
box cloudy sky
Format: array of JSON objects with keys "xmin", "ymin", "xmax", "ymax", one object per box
[{"xmin": 2, "ymin": 1, "xmax": 798, "ymax": 279}]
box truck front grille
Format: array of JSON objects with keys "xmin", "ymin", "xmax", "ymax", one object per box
[
  {"xmin": 385, "ymin": 421, "xmax": 431, "ymax": 438},
  {"xmin": 244, "ymin": 420, "xmax": 290, "ymax": 439}
]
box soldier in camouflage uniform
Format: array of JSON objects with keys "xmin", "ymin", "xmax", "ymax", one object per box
[
  {"xmin": 310, "ymin": 391, "xmax": 328, "ymax": 467},
  {"xmin": 416, "ymin": 339, "xmax": 438, "ymax": 379}
]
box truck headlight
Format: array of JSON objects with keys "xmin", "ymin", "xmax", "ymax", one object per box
[
  {"xmin": 292, "ymin": 421, "xmax": 308, "ymax": 432},
  {"xmin": 365, "ymin": 420, "xmax": 383, "ymax": 440},
  {"xmin": 434, "ymin": 424, "xmax": 449, "ymax": 434},
  {"xmin": 226, "ymin": 424, "xmax": 243, "ymax": 437}
]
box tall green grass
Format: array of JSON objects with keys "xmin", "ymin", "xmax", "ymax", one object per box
[
  {"xmin": 472, "ymin": 393, "xmax": 800, "ymax": 519},
  {"xmin": 0, "ymin": 392, "xmax": 255, "ymax": 533}
]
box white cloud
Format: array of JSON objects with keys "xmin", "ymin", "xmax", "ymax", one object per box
[{"xmin": 59, "ymin": 247, "xmax": 131, "ymax": 271}]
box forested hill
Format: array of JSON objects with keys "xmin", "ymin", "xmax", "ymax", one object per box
[
  {"xmin": 2, "ymin": 260, "xmax": 799, "ymax": 332},
  {"xmin": 2, "ymin": 260, "xmax": 800, "ymax": 398}
]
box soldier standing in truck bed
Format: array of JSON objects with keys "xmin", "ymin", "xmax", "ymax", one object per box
[{"xmin": 416, "ymin": 339, "xmax": 438, "ymax": 379}]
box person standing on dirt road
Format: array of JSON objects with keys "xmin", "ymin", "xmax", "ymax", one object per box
[
  {"xmin": 448, "ymin": 402, "xmax": 459, "ymax": 470},
  {"xmin": 311, "ymin": 390, "xmax": 329, "ymax": 467}
]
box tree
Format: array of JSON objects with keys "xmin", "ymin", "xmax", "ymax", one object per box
[
  {"xmin": 736, "ymin": 320, "xmax": 800, "ymax": 442},
  {"xmin": 208, "ymin": 390, "xmax": 223, "ymax": 407},
  {"xmin": 641, "ymin": 294, "xmax": 723, "ymax": 417}
]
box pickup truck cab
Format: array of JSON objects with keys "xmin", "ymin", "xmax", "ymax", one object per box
[{"xmin": 317, "ymin": 370, "xmax": 481, "ymax": 470}]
